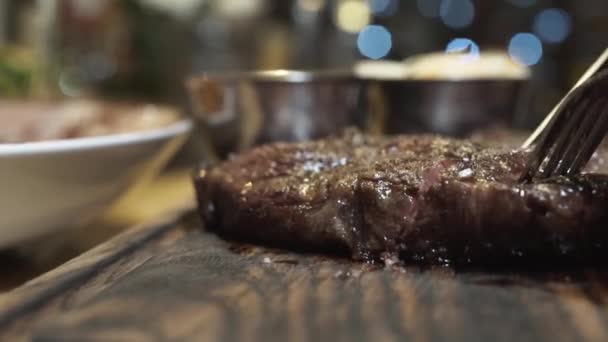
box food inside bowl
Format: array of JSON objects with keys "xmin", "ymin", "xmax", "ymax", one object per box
[
  {"xmin": 354, "ymin": 51, "xmax": 530, "ymax": 81},
  {"xmin": 0, "ymin": 100, "xmax": 181, "ymax": 143}
]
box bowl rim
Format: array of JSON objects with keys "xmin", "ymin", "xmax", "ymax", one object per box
[
  {"xmin": 0, "ymin": 118, "xmax": 193, "ymax": 157},
  {"xmin": 353, "ymin": 59, "xmax": 530, "ymax": 82},
  {"xmin": 189, "ymin": 68, "xmax": 356, "ymax": 83}
]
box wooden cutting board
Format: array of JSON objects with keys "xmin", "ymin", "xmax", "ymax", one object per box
[{"xmin": 2, "ymin": 207, "xmax": 608, "ymax": 341}]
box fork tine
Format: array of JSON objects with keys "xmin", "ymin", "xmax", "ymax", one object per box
[
  {"xmin": 540, "ymin": 109, "xmax": 579, "ymax": 178},
  {"xmin": 552, "ymin": 96, "xmax": 601, "ymax": 175},
  {"xmin": 566, "ymin": 97, "xmax": 608, "ymax": 175},
  {"xmin": 520, "ymin": 101, "xmax": 572, "ymax": 181},
  {"xmin": 539, "ymin": 102, "xmax": 585, "ymax": 178},
  {"xmin": 521, "ymin": 68, "xmax": 608, "ymax": 182}
]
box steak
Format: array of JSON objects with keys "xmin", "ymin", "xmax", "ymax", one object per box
[{"xmin": 194, "ymin": 130, "xmax": 608, "ymax": 265}]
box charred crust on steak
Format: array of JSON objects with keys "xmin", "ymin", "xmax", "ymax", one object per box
[{"xmin": 194, "ymin": 130, "xmax": 608, "ymax": 265}]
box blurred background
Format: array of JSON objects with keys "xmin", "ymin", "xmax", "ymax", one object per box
[{"xmin": 0, "ymin": 0, "xmax": 606, "ymax": 126}]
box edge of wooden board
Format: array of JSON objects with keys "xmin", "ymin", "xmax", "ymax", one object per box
[{"xmin": 0, "ymin": 204, "xmax": 196, "ymax": 328}]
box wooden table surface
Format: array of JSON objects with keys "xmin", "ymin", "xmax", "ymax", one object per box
[{"xmin": 2, "ymin": 207, "xmax": 608, "ymax": 341}]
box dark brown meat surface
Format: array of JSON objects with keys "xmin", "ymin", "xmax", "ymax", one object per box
[{"xmin": 194, "ymin": 131, "xmax": 608, "ymax": 265}]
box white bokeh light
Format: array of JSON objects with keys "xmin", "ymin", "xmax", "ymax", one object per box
[
  {"xmin": 508, "ymin": 33, "xmax": 543, "ymax": 66},
  {"xmin": 533, "ymin": 8, "xmax": 572, "ymax": 44},
  {"xmin": 440, "ymin": 0, "xmax": 475, "ymax": 30},
  {"xmin": 336, "ymin": 1, "xmax": 371, "ymax": 33},
  {"xmin": 357, "ymin": 25, "xmax": 392, "ymax": 59}
]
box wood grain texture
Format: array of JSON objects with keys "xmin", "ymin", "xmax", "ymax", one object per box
[
  {"xmin": 0, "ymin": 206, "xmax": 194, "ymax": 340},
  {"xmin": 2, "ymin": 210, "xmax": 608, "ymax": 341}
]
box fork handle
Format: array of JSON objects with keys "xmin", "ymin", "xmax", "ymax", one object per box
[{"xmin": 522, "ymin": 47, "xmax": 608, "ymax": 148}]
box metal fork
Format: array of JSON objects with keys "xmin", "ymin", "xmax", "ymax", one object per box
[{"xmin": 520, "ymin": 48, "xmax": 608, "ymax": 182}]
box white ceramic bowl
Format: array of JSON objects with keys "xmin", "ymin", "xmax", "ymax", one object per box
[{"xmin": 0, "ymin": 118, "xmax": 192, "ymax": 248}]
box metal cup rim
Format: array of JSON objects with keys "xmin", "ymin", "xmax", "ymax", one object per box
[{"xmin": 188, "ymin": 69, "xmax": 356, "ymax": 84}]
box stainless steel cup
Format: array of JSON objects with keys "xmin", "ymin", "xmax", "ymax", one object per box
[
  {"xmin": 369, "ymin": 79, "xmax": 529, "ymax": 137},
  {"xmin": 187, "ymin": 70, "xmax": 368, "ymax": 158}
]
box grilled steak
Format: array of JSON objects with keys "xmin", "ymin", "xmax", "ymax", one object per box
[{"xmin": 194, "ymin": 131, "xmax": 608, "ymax": 265}]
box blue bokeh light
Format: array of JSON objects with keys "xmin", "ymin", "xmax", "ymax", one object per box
[
  {"xmin": 508, "ymin": 33, "xmax": 543, "ymax": 66},
  {"xmin": 357, "ymin": 25, "xmax": 392, "ymax": 59},
  {"xmin": 446, "ymin": 38, "xmax": 480, "ymax": 58},
  {"xmin": 440, "ymin": 0, "xmax": 475, "ymax": 30},
  {"xmin": 533, "ymin": 8, "xmax": 572, "ymax": 44}
]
